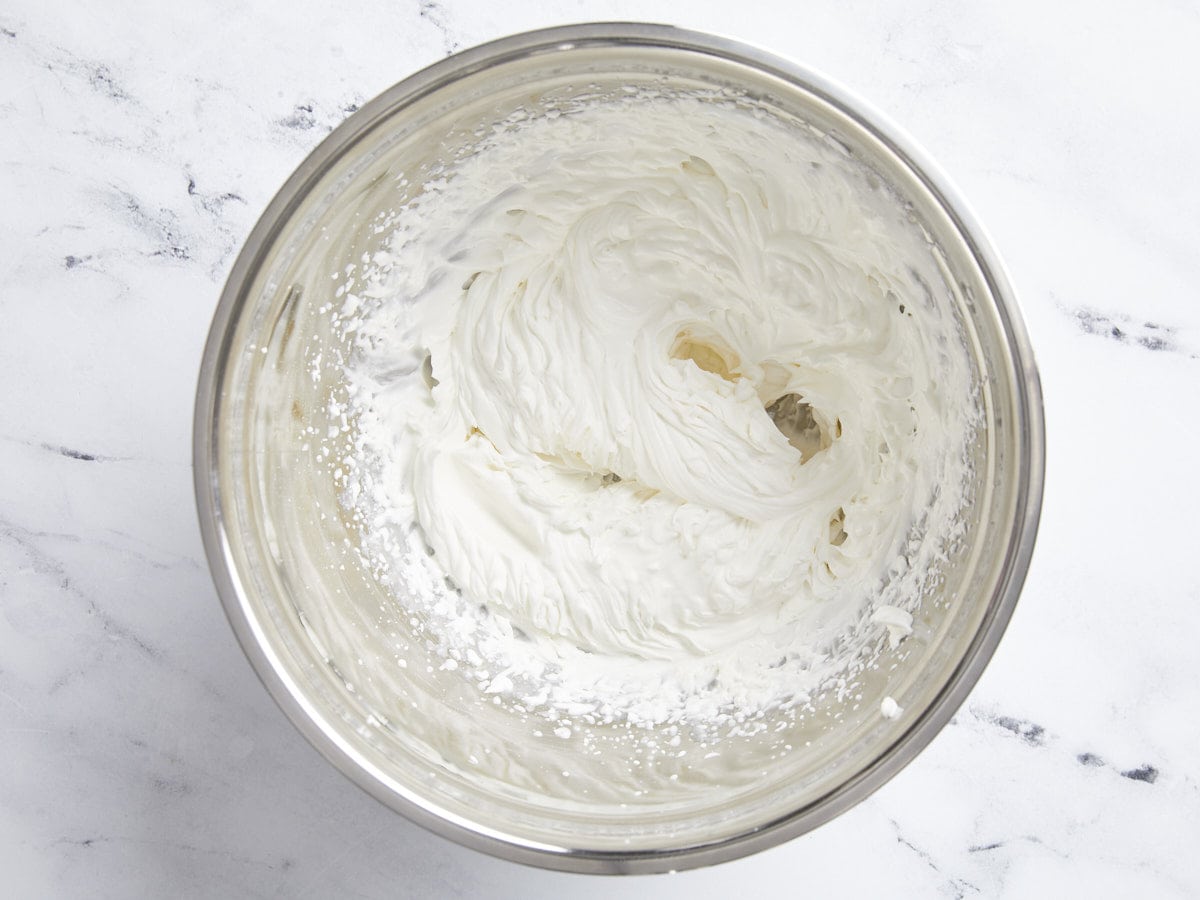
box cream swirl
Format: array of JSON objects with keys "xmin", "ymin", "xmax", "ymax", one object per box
[{"xmin": 344, "ymin": 94, "xmax": 974, "ymax": 717}]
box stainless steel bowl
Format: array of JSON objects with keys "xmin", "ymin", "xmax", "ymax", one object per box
[{"xmin": 194, "ymin": 23, "xmax": 1044, "ymax": 873}]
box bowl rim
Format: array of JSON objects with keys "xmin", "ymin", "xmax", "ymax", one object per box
[{"xmin": 193, "ymin": 21, "xmax": 1046, "ymax": 874}]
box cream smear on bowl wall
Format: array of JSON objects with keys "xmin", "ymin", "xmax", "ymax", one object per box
[{"xmin": 199, "ymin": 25, "xmax": 1042, "ymax": 870}]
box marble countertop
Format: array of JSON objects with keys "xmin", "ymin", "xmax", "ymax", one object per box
[{"xmin": 2, "ymin": 0, "xmax": 1198, "ymax": 896}]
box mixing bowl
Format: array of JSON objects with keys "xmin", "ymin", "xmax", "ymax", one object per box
[{"xmin": 194, "ymin": 23, "xmax": 1044, "ymax": 873}]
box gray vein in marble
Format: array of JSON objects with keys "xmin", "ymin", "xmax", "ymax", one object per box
[
  {"xmin": 0, "ymin": 468, "xmax": 205, "ymax": 576},
  {"xmin": 50, "ymin": 835, "xmax": 286, "ymax": 873},
  {"xmin": 112, "ymin": 189, "xmax": 192, "ymax": 261},
  {"xmin": 1070, "ymin": 305, "xmax": 1190, "ymax": 354},
  {"xmin": 0, "ymin": 434, "xmax": 180, "ymax": 468},
  {"xmin": 82, "ymin": 62, "xmax": 129, "ymax": 102},
  {"xmin": 419, "ymin": 0, "xmax": 461, "ymax": 56},
  {"xmin": 1121, "ymin": 765, "xmax": 1160, "ymax": 784},
  {"xmin": 0, "ymin": 515, "xmax": 174, "ymax": 662},
  {"xmin": 1, "ymin": 22, "xmax": 260, "ymax": 281},
  {"xmin": 967, "ymin": 834, "xmax": 1057, "ymax": 863},
  {"xmin": 889, "ymin": 818, "xmax": 980, "ymax": 898},
  {"xmin": 277, "ymin": 102, "xmax": 320, "ymax": 132},
  {"xmin": 35, "ymin": 43, "xmax": 143, "ymax": 112},
  {"xmin": 65, "ymin": 173, "xmax": 244, "ymax": 279},
  {"xmin": 274, "ymin": 98, "xmax": 364, "ymax": 137},
  {"xmin": 186, "ymin": 174, "xmax": 245, "ymax": 212},
  {"xmin": 971, "ymin": 706, "xmax": 1046, "ymax": 746},
  {"xmin": 967, "ymin": 704, "xmax": 1166, "ymax": 794},
  {"xmin": 39, "ymin": 441, "xmax": 128, "ymax": 463}
]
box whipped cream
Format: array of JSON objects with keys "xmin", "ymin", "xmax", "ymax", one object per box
[
  {"xmin": 335, "ymin": 92, "xmax": 977, "ymax": 736},
  {"xmin": 880, "ymin": 696, "xmax": 903, "ymax": 720}
]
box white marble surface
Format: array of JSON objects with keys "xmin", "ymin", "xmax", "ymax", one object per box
[{"xmin": 2, "ymin": 0, "xmax": 1198, "ymax": 896}]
